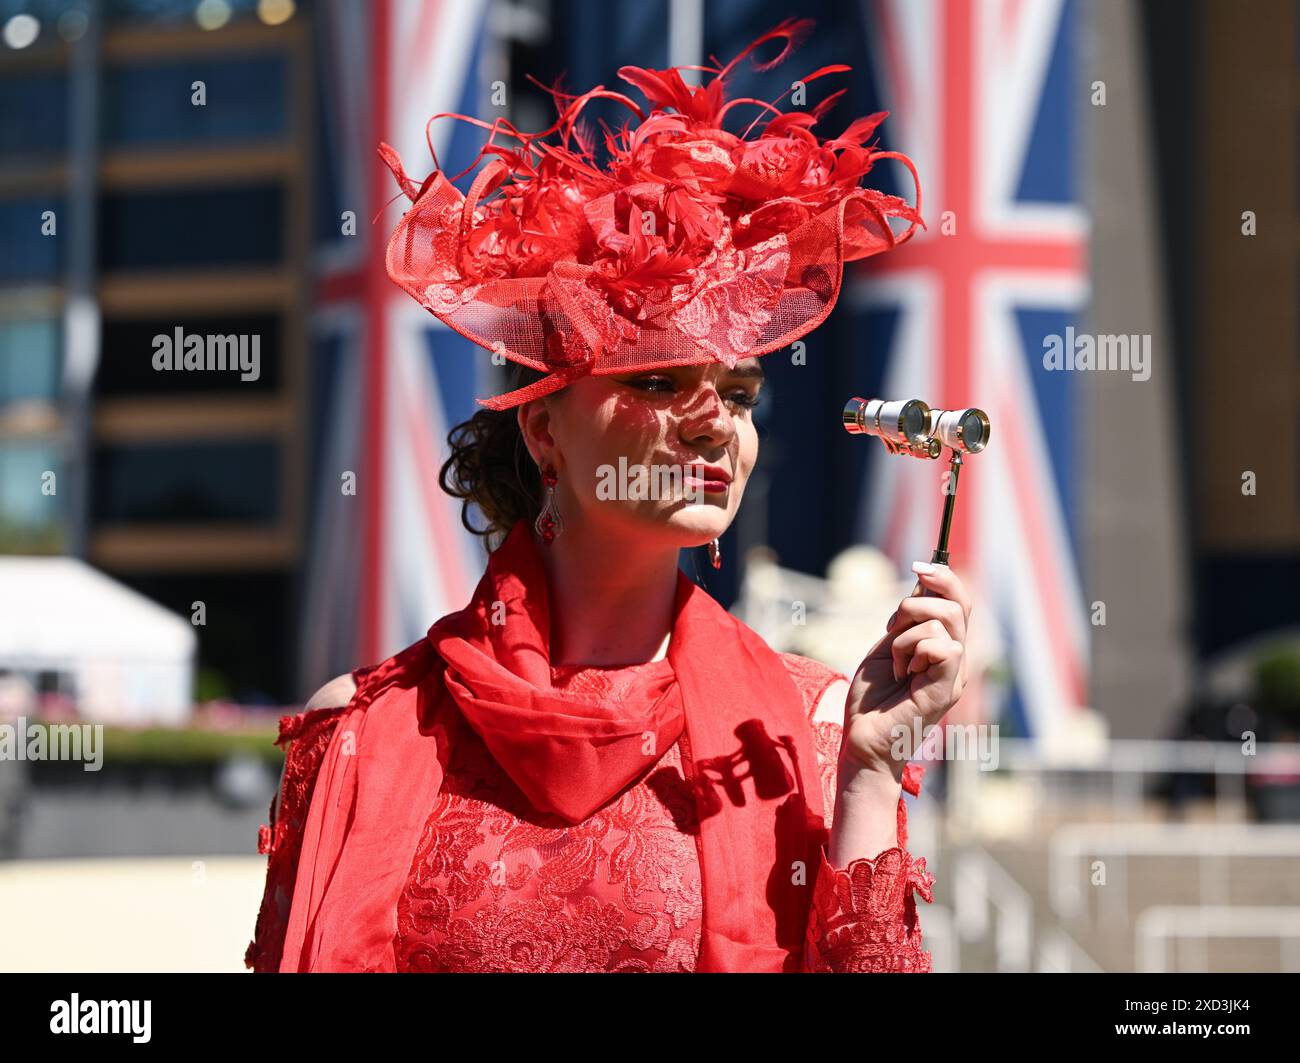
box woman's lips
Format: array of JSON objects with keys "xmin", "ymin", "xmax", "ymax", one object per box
[
  {"xmin": 683, "ymin": 465, "xmax": 731, "ymax": 494},
  {"xmin": 684, "ymin": 475, "xmax": 729, "ymax": 494}
]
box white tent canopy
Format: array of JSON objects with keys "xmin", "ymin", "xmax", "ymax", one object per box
[{"xmin": 0, "ymin": 557, "xmax": 196, "ymax": 725}]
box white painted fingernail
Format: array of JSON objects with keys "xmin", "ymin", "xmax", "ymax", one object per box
[{"xmin": 912, "ymin": 561, "xmax": 935, "ymax": 575}]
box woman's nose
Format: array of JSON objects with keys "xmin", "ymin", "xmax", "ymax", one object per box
[{"xmin": 679, "ymin": 387, "xmax": 734, "ymax": 446}]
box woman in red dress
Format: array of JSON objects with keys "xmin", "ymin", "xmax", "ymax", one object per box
[{"xmin": 247, "ymin": 18, "xmax": 969, "ymax": 973}]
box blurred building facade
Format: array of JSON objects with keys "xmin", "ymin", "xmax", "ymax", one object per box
[
  {"xmin": 1181, "ymin": 0, "xmax": 1300, "ymax": 654},
  {"xmin": 1, "ymin": 0, "xmax": 314, "ymax": 702}
]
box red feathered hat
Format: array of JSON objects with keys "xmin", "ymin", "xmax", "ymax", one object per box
[{"xmin": 379, "ymin": 17, "xmax": 924, "ymax": 411}]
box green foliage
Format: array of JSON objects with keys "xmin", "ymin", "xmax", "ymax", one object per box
[
  {"xmin": 194, "ymin": 667, "xmax": 232, "ymax": 702},
  {"xmin": 1254, "ymin": 647, "xmax": 1300, "ymax": 725},
  {"xmin": 25, "ymin": 721, "xmax": 282, "ymax": 763},
  {"xmin": 0, "ymin": 518, "xmax": 64, "ymax": 554}
]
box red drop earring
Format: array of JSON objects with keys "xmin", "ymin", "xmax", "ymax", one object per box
[
  {"xmin": 535, "ymin": 463, "xmax": 563, "ymax": 543},
  {"xmin": 708, "ymin": 538, "xmax": 721, "ymax": 568}
]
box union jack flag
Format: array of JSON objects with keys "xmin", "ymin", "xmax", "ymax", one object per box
[
  {"xmin": 299, "ymin": 0, "xmax": 493, "ymax": 690},
  {"xmin": 850, "ymin": 0, "xmax": 1090, "ymax": 743}
]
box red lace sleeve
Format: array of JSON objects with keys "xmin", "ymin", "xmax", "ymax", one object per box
[
  {"xmin": 779, "ymin": 653, "xmax": 935, "ymax": 973},
  {"xmin": 243, "ymin": 702, "xmax": 348, "ymax": 973},
  {"xmin": 803, "ymin": 763, "xmax": 935, "ymax": 973}
]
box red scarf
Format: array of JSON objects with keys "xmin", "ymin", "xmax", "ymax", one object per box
[{"xmin": 280, "ymin": 518, "xmax": 828, "ymax": 972}]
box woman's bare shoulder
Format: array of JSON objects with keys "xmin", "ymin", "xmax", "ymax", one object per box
[
  {"xmin": 292, "ymin": 639, "xmax": 439, "ymax": 727},
  {"xmin": 303, "ymin": 672, "xmax": 358, "ymax": 711}
]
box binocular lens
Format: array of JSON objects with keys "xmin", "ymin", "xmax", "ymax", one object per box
[
  {"xmin": 959, "ymin": 410, "xmax": 986, "ymax": 450},
  {"xmin": 932, "ymin": 408, "xmax": 990, "ymax": 453},
  {"xmin": 898, "ymin": 401, "xmax": 930, "ymax": 444}
]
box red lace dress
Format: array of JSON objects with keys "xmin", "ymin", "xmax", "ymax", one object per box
[{"xmin": 246, "ymin": 653, "xmax": 934, "ymax": 973}]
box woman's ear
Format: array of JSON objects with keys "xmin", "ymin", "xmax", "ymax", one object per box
[{"xmin": 517, "ymin": 399, "xmax": 556, "ymax": 466}]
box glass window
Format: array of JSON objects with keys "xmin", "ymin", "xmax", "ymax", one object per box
[
  {"xmin": 0, "ymin": 71, "xmax": 69, "ymax": 158},
  {"xmin": 102, "ymin": 0, "xmax": 295, "ymax": 27},
  {"xmin": 0, "ymin": 438, "xmax": 64, "ymax": 548},
  {"xmin": 0, "ymin": 197, "xmax": 64, "ymax": 282},
  {"xmin": 101, "ymin": 54, "xmax": 287, "ymax": 146},
  {"xmin": 98, "ymin": 183, "xmax": 282, "ymax": 269},
  {"xmin": 98, "ymin": 313, "xmax": 280, "ymax": 394},
  {"xmin": 92, "ymin": 438, "xmax": 280, "ymax": 523},
  {"xmin": 0, "ymin": 317, "xmax": 62, "ymax": 404}
]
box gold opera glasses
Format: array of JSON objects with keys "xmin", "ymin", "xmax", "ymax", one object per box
[{"xmin": 841, "ymin": 397, "xmax": 990, "ymax": 599}]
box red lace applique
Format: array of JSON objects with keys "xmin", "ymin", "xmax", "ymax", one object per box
[
  {"xmin": 244, "ymin": 702, "xmax": 349, "ymax": 972},
  {"xmin": 804, "ymin": 845, "xmax": 935, "ymax": 973},
  {"xmin": 668, "ymin": 232, "xmax": 789, "ymax": 366}
]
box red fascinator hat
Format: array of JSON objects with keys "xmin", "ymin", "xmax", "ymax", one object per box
[{"xmin": 379, "ymin": 17, "xmax": 924, "ymax": 411}]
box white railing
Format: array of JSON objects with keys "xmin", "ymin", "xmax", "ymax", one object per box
[
  {"xmin": 1048, "ymin": 823, "xmax": 1300, "ymax": 927},
  {"xmin": 954, "ymin": 846, "xmax": 1099, "ymax": 971},
  {"xmin": 1135, "ymin": 906, "xmax": 1300, "ymax": 973},
  {"xmin": 955, "ymin": 848, "xmax": 1033, "ymax": 971},
  {"xmin": 941, "ymin": 739, "xmax": 1300, "ymax": 972},
  {"xmin": 915, "ymin": 904, "xmax": 957, "ymax": 973},
  {"xmin": 954, "ymin": 737, "xmax": 1300, "ymax": 826},
  {"xmin": 1037, "ymin": 927, "xmax": 1105, "ymax": 973}
]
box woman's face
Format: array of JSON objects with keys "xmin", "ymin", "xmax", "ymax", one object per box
[{"xmin": 519, "ymin": 358, "xmax": 765, "ymax": 549}]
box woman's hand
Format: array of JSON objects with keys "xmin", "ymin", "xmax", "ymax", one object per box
[{"xmin": 840, "ymin": 561, "xmax": 973, "ymax": 781}]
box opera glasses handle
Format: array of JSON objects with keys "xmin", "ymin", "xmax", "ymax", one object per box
[{"xmin": 842, "ymin": 396, "xmax": 992, "ymax": 595}]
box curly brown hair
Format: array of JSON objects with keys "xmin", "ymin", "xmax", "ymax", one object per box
[{"xmin": 438, "ymin": 362, "xmax": 560, "ymax": 550}]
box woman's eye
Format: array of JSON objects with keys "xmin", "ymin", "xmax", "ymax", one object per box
[
  {"xmin": 629, "ymin": 376, "xmax": 674, "ymax": 393},
  {"xmin": 626, "ymin": 376, "xmax": 760, "ymax": 409}
]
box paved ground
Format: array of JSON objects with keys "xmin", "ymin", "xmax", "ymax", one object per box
[{"xmin": 0, "ymin": 855, "xmax": 269, "ymax": 972}]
